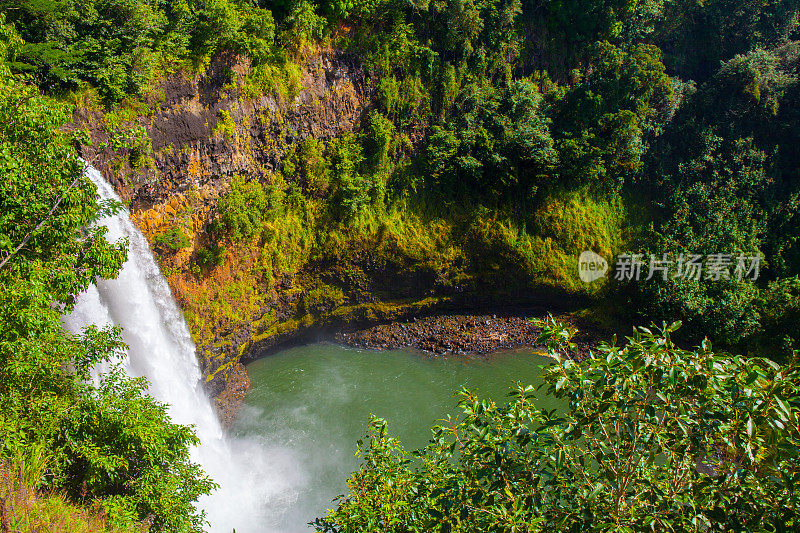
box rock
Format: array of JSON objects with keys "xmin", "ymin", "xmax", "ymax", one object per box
[
  {"xmin": 335, "ymin": 313, "xmax": 600, "ymax": 359},
  {"xmin": 74, "ymin": 49, "xmax": 370, "ymax": 213}
]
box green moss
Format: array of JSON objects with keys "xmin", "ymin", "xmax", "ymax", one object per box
[
  {"xmin": 241, "ymin": 53, "xmax": 303, "ymax": 102},
  {"xmin": 249, "ymin": 313, "xmax": 316, "ymax": 346},
  {"xmin": 329, "ymin": 296, "xmax": 449, "ymax": 323},
  {"xmin": 213, "ymin": 109, "xmax": 236, "ymax": 142},
  {"xmin": 204, "ymin": 360, "xmax": 236, "ymax": 384},
  {"xmin": 531, "ymin": 187, "xmax": 625, "ymax": 259},
  {"xmin": 301, "ymin": 282, "xmax": 346, "ymax": 314}
]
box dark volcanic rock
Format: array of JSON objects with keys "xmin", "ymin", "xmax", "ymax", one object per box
[
  {"xmin": 336, "ymin": 313, "xmax": 599, "ymax": 358},
  {"xmin": 74, "ymin": 49, "xmax": 371, "ymax": 211}
]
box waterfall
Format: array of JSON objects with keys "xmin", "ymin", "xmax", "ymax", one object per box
[{"xmin": 63, "ymin": 164, "xmax": 308, "ymax": 533}]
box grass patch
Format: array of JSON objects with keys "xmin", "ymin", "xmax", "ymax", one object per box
[{"xmin": 0, "ymin": 452, "xmax": 142, "ymax": 533}]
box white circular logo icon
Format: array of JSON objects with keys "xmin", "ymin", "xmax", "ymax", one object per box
[{"xmin": 578, "ymin": 250, "xmax": 608, "ymax": 283}]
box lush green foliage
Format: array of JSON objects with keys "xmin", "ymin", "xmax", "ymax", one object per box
[
  {"xmin": 155, "ymin": 226, "xmax": 191, "ymax": 251},
  {"xmin": 1, "ymin": 0, "xmax": 275, "ymax": 103},
  {"xmin": 324, "ymin": 0, "xmax": 798, "ymax": 352},
  {"xmin": 427, "ymin": 79, "xmax": 555, "ymax": 208},
  {"xmin": 0, "ymin": 39, "xmax": 214, "ymax": 531},
  {"xmin": 3, "ymin": 0, "xmax": 800, "ymax": 529},
  {"xmin": 627, "ymin": 41, "xmax": 800, "ymax": 350},
  {"xmin": 217, "ymin": 173, "xmax": 278, "ymax": 241},
  {"xmin": 196, "ymin": 243, "xmax": 226, "ymax": 267},
  {"xmin": 318, "ymin": 319, "xmax": 800, "ymax": 532}
]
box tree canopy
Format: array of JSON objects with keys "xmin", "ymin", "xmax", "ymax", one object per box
[
  {"xmin": 318, "ymin": 319, "xmax": 800, "ymax": 532},
  {"xmin": 0, "ymin": 22, "xmax": 214, "ymax": 530}
]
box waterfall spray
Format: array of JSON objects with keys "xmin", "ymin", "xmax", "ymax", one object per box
[{"xmin": 63, "ymin": 164, "xmax": 308, "ymax": 532}]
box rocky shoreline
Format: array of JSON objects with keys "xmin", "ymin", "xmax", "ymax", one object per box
[{"xmin": 335, "ymin": 312, "xmax": 601, "ymax": 360}]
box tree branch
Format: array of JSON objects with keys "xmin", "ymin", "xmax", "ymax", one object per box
[{"xmin": 0, "ymin": 165, "xmax": 89, "ymax": 271}]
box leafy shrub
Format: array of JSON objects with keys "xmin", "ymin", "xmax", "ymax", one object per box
[
  {"xmin": 327, "ymin": 133, "xmax": 369, "ymax": 219},
  {"xmin": 154, "ymin": 227, "xmax": 191, "ymax": 251},
  {"xmin": 551, "ymin": 41, "xmax": 673, "ymax": 187},
  {"xmin": 217, "ymin": 175, "xmax": 274, "ymax": 242},
  {"xmin": 365, "ymin": 111, "xmax": 394, "ymax": 173},
  {"xmin": 426, "ymin": 80, "xmax": 554, "ymax": 206},
  {"xmin": 290, "ymin": 1, "xmax": 327, "ymax": 43},
  {"xmin": 55, "ymin": 367, "xmax": 216, "ymax": 531},
  {"xmin": 196, "ymin": 244, "xmax": 225, "ymax": 268},
  {"xmin": 324, "ymin": 0, "xmax": 355, "ymax": 21},
  {"xmin": 213, "ymin": 109, "xmax": 236, "ymax": 141},
  {"xmin": 242, "ymin": 51, "xmax": 303, "ymax": 101},
  {"xmin": 318, "ymin": 319, "xmax": 800, "ymax": 532},
  {"xmin": 283, "ymin": 138, "xmax": 331, "ymax": 197}
]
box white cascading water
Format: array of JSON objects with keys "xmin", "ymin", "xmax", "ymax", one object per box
[{"xmin": 62, "ymin": 164, "xmax": 309, "ymax": 533}]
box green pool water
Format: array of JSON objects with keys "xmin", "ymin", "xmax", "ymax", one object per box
[{"xmin": 232, "ymin": 343, "xmax": 554, "ymax": 531}]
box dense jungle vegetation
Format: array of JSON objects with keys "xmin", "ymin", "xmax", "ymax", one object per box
[
  {"xmin": 3, "ymin": 0, "xmax": 800, "ymax": 353},
  {"xmin": 1, "ymin": 0, "xmax": 800, "ymax": 530}
]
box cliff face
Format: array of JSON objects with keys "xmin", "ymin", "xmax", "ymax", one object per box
[
  {"xmin": 73, "ymin": 48, "xmax": 583, "ymax": 424},
  {"xmin": 74, "ymin": 49, "xmax": 373, "ymax": 422},
  {"xmin": 78, "ymin": 50, "xmax": 369, "ymax": 210}
]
